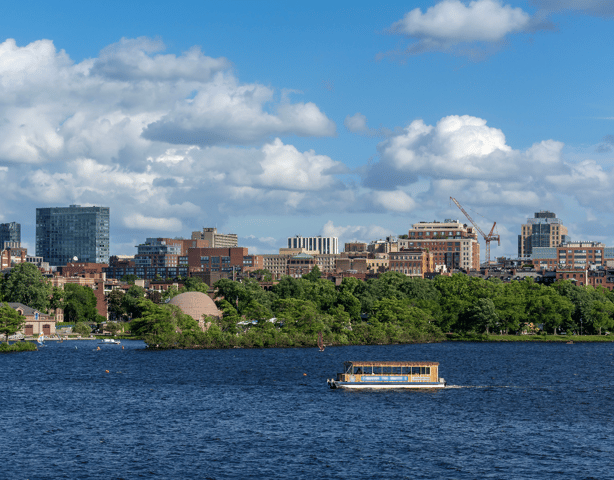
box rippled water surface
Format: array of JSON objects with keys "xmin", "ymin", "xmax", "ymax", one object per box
[{"xmin": 2, "ymin": 340, "xmax": 614, "ymax": 479}]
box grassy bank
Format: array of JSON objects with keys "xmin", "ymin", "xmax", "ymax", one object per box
[
  {"xmin": 0, "ymin": 342, "xmax": 38, "ymax": 353},
  {"xmin": 446, "ymin": 333, "xmax": 614, "ymax": 342}
]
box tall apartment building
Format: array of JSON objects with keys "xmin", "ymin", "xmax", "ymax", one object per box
[
  {"xmin": 191, "ymin": 227, "xmax": 238, "ymax": 248},
  {"xmin": 0, "ymin": 222, "xmax": 21, "ymax": 249},
  {"xmin": 518, "ymin": 211, "xmax": 569, "ymax": 258},
  {"xmin": 404, "ymin": 220, "xmax": 480, "ymax": 271},
  {"xmin": 36, "ymin": 205, "xmax": 110, "ymax": 266},
  {"xmin": 287, "ymin": 235, "xmax": 338, "ymax": 254}
]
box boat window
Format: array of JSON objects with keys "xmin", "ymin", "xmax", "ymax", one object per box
[
  {"xmin": 373, "ymin": 366, "xmax": 383, "ymax": 374},
  {"xmin": 353, "ymin": 367, "xmax": 363, "ymax": 374},
  {"xmin": 362, "ymin": 366, "xmax": 373, "ymax": 375},
  {"xmin": 391, "ymin": 367, "xmax": 402, "ymax": 374},
  {"xmin": 382, "ymin": 366, "xmax": 392, "ymax": 374},
  {"xmin": 401, "ymin": 366, "xmax": 409, "ymax": 374},
  {"xmin": 411, "ymin": 366, "xmax": 431, "ymax": 375}
]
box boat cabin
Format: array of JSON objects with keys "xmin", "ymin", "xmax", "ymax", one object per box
[{"xmin": 336, "ymin": 361, "xmax": 440, "ymax": 384}]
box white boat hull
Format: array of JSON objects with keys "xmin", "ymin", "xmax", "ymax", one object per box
[{"xmin": 328, "ymin": 379, "xmax": 446, "ymax": 389}]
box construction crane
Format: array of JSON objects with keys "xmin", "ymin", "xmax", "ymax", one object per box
[{"xmin": 450, "ymin": 197, "xmax": 500, "ymax": 266}]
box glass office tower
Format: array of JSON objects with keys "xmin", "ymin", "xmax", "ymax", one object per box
[
  {"xmin": 0, "ymin": 222, "xmax": 21, "ymax": 249},
  {"xmin": 36, "ymin": 205, "xmax": 110, "ymax": 265}
]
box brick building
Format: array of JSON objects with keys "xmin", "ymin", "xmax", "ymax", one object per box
[
  {"xmin": 402, "ymin": 220, "xmax": 480, "ymax": 271},
  {"xmin": 187, "ymin": 247, "xmax": 249, "ymax": 275},
  {"xmin": 389, "ymin": 248, "xmax": 434, "ymax": 278}
]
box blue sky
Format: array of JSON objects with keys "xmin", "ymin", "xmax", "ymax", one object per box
[{"xmin": 0, "ymin": 0, "xmax": 613, "ymax": 260}]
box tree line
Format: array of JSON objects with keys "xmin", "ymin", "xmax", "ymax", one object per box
[
  {"xmin": 4, "ymin": 261, "xmax": 614, "ymax": 349},
  {"xmin": 130, "ymin": 267, "xmax": 614, "ymax": 349}
]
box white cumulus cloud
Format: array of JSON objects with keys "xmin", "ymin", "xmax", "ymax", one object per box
[{"xmin": 383, "ymin": 0, "xmax": 536, "ymax": 57}]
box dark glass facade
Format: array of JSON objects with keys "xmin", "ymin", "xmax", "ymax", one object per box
[
  {"xmin": 0, "ymin": 222, "xmax": 21, "ymax": 249},
  {"xmin": 36, "ymin": 205, "xmax": 110, "ymax": 265}
]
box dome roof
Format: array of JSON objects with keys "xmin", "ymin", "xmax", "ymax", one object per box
[{"xmin": 168, "ymin": 291, "xmax": 222, "ymax": 322}]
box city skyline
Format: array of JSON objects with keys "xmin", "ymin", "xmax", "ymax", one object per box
[{"xmin": 1, "ymin": 1, "xmax": 613, "ymax": 258}]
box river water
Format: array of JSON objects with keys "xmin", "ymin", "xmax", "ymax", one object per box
[{"xmin": 1, "ymin": 340, "xmax": 613, "ymax": 479}]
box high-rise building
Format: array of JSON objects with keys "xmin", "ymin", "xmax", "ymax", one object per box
[
  {"xmin": 404, "ymin": 220, "xmax": 480, "ymax": 271},
  {"xmin": 0, "ymin": 222, "xmax": 21, "ymax": 249},
  {"xmin": 191, "ymin": 227, "xmax": 238, "ymax": 248},
  {"xmin": 287, "ymin": 235, "xmax": 339, "ymax": 254},
  {"xmin": 36, "ymin": 205, "xmax": 110, "ymax": 265},
  {"xmin": 518, "ymin": 211, "xmax": 569, "ymax": 258}
]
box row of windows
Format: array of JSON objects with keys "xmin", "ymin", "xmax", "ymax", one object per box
[{"xmin": 352, "ymin": 366, "xmax": 431, "ymax": 375}]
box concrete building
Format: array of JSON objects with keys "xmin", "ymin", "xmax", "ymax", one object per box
[
  {"xmin": 405, "ymin": 220, "xmax": 480, "ymax": 271},
  {"xmin": 518, "ymin": 211, "xmax": 569, "ymax": 258},
  {"xmin": 0, "ymin": 222, "xmax": 20, "ymax": 249},
  {"xmin": 287, "ymin": 235, "xmax": 338, "ymax": 254},
  {"xmin": 262, "ymin": 254, "xmax": 289, "ymax": 279},
  {"xmin": 191, "ymin": 228, "xmax": 238, "ymax": 248},
  {"xmin": 36, "ymin": 205, "xmax": 110, "ymax": 266}
]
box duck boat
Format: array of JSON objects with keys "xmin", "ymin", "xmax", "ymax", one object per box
[{"xmin": 327, "ymin": 361, "xmax": 446, "ymax": 389}]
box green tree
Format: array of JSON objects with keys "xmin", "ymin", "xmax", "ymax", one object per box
[
  {"xmin": 2, "ymin": 263, "xmax": 52, "ymax": 312},
  {"xmin": 0, "ymin": 302, "xmax": 26, "ymax": 343},
  {"xmin": 120, "ymin": 274, "xmax": 139, "ymax": 284},
  {"xmin": 336, "ymin": 290, "xmax": 361, "ymax": 323},
  {"xmin": 122, "ymin": 285, "xmax": 147, "ymax": 319},
  {"xmin": 107, "ymin": 289, "xmax": 126, "ymax": 320},
  {"xmin": 180, "ymin": 277, "xmax": 209, "ymax": 294},
  {"xmin": 49, "ymin": 286, "xmax": 65, "ymax": 317},
  {"xmin": 130, "ymin": 301, "xmax": 199, "ymax": 337},
  {"xmin": 273, "ymin": 298, "xmax": 322, "ymax": 334},
  {"xmin": 249, "ymin": 269, "xmax": 273, "ymax": 281},
  {"xmin": 63, "ymin": 284, "xmax": 98, "ymax": 323},
  {"xmin": 464, "ymin": 298, "xmax": 499, "ymax": 334},
  {"xmin": 302, "ymin": 265, "xmax": 322, "ymax": 282},
  {"xmin": 105, "ymin": 322, "xmax": 122, "ymax": 335},
  {"xmin": 72, "ymin": 322, "xmax": 91, "ymax": 335},
  {"xmin": 589, "ymin": 300, "xmax": 614, "ymax": 335}
]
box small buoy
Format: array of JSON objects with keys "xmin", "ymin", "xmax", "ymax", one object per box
[
  {"xmin": 122, "ymin": 346, "xmax": 124, "ymax": 350},
  {"xmin": 303, "ymin": 373, "xmax": 307, "ymax": 376},
  {"xmin": 97, "ymin": 347, "xmax": 100, "ymax": 351},
  {"xmin": 105, "ymin": 370, "xmax": 109, "ymax": 373}
]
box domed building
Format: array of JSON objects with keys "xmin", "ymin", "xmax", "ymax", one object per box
[{"xmin": 168, "ymin": 291, "xmax": 222, "ymax": 331}]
